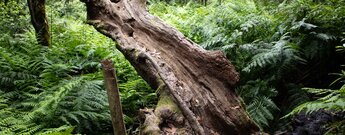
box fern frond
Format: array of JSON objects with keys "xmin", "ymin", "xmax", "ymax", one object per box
[
  {"xmin": 286, "ymin": 84, "xmax": 345, "ymax": 118},
  {"xmin": 39, "ymin": 125, "xmax": 74, "ymax": 135},
  {"xmin": 236, "ymin": 79, "xmax": 278, "ymax": 128}
]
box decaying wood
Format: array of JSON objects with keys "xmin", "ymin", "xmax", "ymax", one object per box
[
  {"xmin": 27, "ymin": 0, "xmax": 51, "ymax": 46},
  {"xmin": 81, "ymin": 0, "xmax": 260, "ymax": 134},
  {"xmin": 139, "ymin": 90, "xmax": 190, "ymax": 134},
  {"xmin": 102, "ymin": 60, "xmax": 126, "ymax": 135}
]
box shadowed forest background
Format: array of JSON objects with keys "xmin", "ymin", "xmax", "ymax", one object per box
[{"xmin": 0, "ymin": 0, "xmax": 344, "ymax": 134}]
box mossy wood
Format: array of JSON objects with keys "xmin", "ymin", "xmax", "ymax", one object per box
[
  {"xmin": 27, "ymin": 0, "xmax": 51, "ymax": 46},
  {"xmin": 81, "ymin": 0, "xmax": 260, "ymax": 134}
]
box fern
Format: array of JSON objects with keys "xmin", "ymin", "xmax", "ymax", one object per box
[
  {"xmin": 0, "ymin": 6, "xmax": 157, "ymax": 134},
  {"xmin": 287, "ymin": 82, "xmax": 345, "ymax": 116},
  {"xmin": 1, "ymin": 0, "xmax": 344, "ymax": 134},
  {"xmin": 236, "ymin": 79, "xmax": 279, "ymax": 128},
  {"xmin": 285, "ymin": 66, "xmax": 345, "ymax": 134},
  {"xmin": 38, "ymin": 125, "xmax": 75, "ymax": 135},
  {"xmin": 325, "ymin": 120, "xmax": 345, "ymax": 135},
  {"xmin": 243, "ymin": 36, "xmax": 306, "ymax": 73},
  {"xmin": 149, "ymin": 0, "xmax": 344, "ymax": 131}
]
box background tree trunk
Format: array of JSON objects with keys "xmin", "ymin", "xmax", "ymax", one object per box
[
  {"xmin": 81, "ymin": 0, "xmax": 260, "ymax": 134},
  {"xmin": 27, "ymin": 0, "xmax": 51, "ymax": 46}
]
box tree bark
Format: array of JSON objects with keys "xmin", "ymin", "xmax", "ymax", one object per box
[
  {"xmin": 27, "ymin": 0, "xmax": 51, "ymax": 46},
  {"xmin": 102, "ymin": 60, "xmax": 127, "ymax": 135},
  {"xmin": 81, "ymin": 0, "xmax": 260, "ymax": 134}
]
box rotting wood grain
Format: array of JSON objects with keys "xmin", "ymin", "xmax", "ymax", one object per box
[{"xmin": 83, "ymin": 0, "xmax": 260, "ymax": 134}]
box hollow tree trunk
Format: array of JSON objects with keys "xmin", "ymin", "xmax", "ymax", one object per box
[
  {"xmin": 27, "ymin": 0, "xmax": 51, "ymax": 46},
  {"xmin": 81, "ymin": 0, "xmax": 260, "ymax": 134}
]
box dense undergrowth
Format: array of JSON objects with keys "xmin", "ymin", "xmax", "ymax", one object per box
[
  {"xmin": 0, "ymin": 0, "xmax": 344, "ymax": 134},
  {"xmin": 149, "ymin": 0, "xmax": 345, "ymax": 133},
  {"xmin": 0, "ymin": 1, "xmax": 156, "ymax": 134}
]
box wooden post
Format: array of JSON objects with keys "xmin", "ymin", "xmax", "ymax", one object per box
[{"xmin": 101, "ymin": 60, "xmax": 126, "ymax": 135}]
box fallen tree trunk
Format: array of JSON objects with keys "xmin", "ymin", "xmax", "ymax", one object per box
[{"xmin": 81, "ymin": 0, "xmax": 260, "ymax": 134}]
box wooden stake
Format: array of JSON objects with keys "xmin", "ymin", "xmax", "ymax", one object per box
[{"xmin": 101, "ymin": 60, "xmax": 126, "ymax": 135}]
